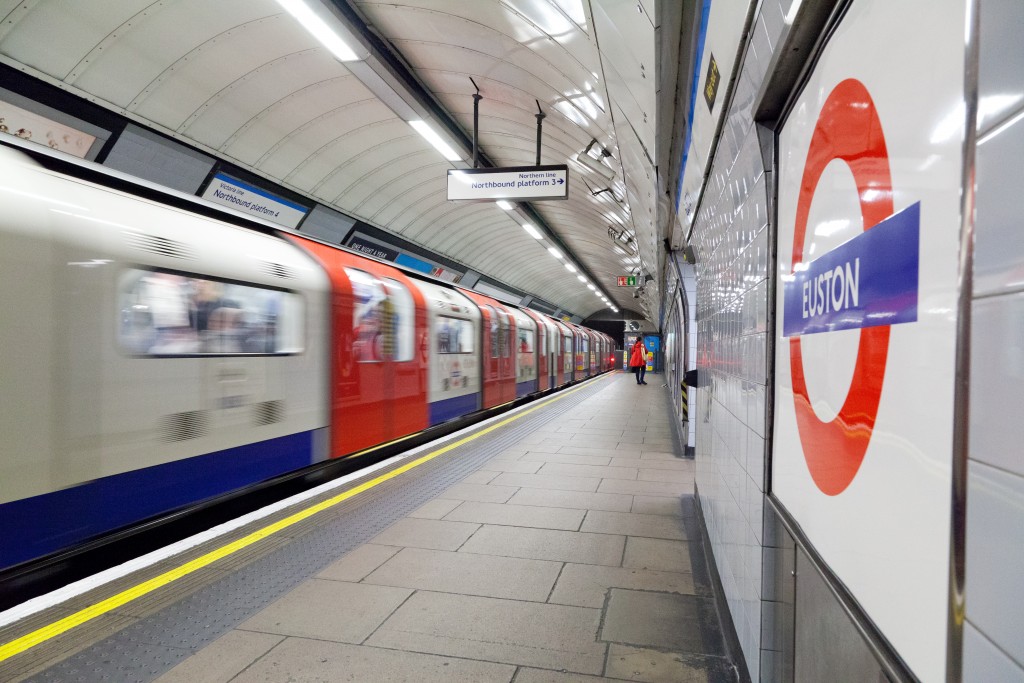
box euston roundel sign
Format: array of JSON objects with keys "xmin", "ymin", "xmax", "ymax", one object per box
[{"xmin": 784, "ymin": 78, "xmax": 921, "ymax": 496}]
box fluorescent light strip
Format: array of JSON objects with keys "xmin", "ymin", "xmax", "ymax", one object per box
[
  {"xmin": 497, "ymin": 200, "xmax": 514, "ymax": 210},
  {"xmin": 523, "ymin": 223, "xmax": 542, "ymax": 239},
  {"xmin": 577, "ymin": 275, "xmax": 586, "ymax": 282},
  {"xmin": 547, "ymin": 247, "xmax": 563, "ymax": 259},
  {"xmin": 277, "ymin": 0, "xmax": 361, "ymax": 61},
  {"xmin": 564, "ymin": 263, "xmax": 577, "ymax": 273},
  {"xmin": 409, "ymin": 120, "xmax": 462, "ymax": 161}
]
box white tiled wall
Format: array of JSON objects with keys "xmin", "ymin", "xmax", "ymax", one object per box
[
  {"xmin": 964, "ymin": 0, "xmax": 1024, "ymax": 677},
  {"xmin": 690, "ymin": 3, "xmax": 791, "ymax": 679}
]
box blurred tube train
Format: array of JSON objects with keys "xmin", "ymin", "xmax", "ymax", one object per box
[{"xmin": 0, "ymin": 143, "xmax": 615, "ymax": 572}]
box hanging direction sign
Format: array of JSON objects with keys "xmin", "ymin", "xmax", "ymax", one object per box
[
  {"xmin": 447, "ymin": 164, "xmax": 569, "ymax": 201},
  {"xmin": 617, "ymin": 276, "xmax": 637, "ymax": 286}
]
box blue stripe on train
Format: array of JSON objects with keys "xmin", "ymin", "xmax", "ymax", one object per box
[
  {"xmin": 429, "ymin": 393, "xmax": 480, "ymax": 426},
  {"xmin": 0, "ymin": 430, "xmax": 317, "ymax": 571},
  {"xmin": 516, "ymin": 380, "xmax": 536, "ymax": 398}
]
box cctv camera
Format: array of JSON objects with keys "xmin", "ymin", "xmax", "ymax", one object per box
[{"xmin": 575, "ymin": 151, "xmax": 615, "ymax": 181}]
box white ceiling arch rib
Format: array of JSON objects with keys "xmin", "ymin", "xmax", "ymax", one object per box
[{"xmin": 0, "ymin": 0, "xmax": 660, "ymax": 318}]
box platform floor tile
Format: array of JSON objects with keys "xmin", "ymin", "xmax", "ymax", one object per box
[
  {"xmin": 580, "ymin": 510, "xmax": 691, "ymax": 540},
  {"xmin": 362, "ymin": 546, "xmax": 563, "ymax": 601},
  {"xmin": 407, "ymin": 497, "xmax": 462, "ymax": 519},
  {"xmin": 368, "ymin": 517, "xmax": 480, "ymax": 550},
  {"xmin": 548, "ymin": 563, "xmax": 698, "ymax": 609},
  {"xmin": 315, "ymin": 543, "xmax": 400, "ymax": 582},
  {"xmin": 443, "ymin": 500, "xmax": 587, "ymax": 529},
  {"xmin": 225, "ymin": 637, "xmax": 516, "ymax": 682},
  {"xmin": 604, "ymin": 644, "xmax": 738, "ymax": 683},
  {"xmin": 236, "ymin": 579, "xmax": 412, "ymax": 643},
  {"xmin": 506, "ymin": 487, "xmax": 634, "ymax": 512},
  {"xmin": 459, "ymin": 525, "xmax": 626, "ymax": 566},
  {"xmin": 623, "ymin": 537, "xmax": 694, "ymax": 573},
  {"xmin": 154, "ymin": 631, "xmax": 283, "ymax": 683},
  {"xmin": 601, "ymin": 589, "xmax": 725, "ymax": 654},
  {"xmin": 365, "ymin": 591, "xmax": 608, "ymax": 675},
  {"xmin": 597, "ymin": 478, "xmax": 695, "ymax": 498}
]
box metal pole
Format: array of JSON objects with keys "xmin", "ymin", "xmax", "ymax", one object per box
[
  {"xmin": 534, "ymin": 100, "xmax": 546, "ymax": 166},
  {"xmin": 470, "ymin": 78, "xmax": 481, "ymax": 168}
]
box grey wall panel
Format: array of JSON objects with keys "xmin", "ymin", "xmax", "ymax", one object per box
[
  {"xmin": 103, "ymin": 124, "xmax": 213, "ymax": 194},
  {"xmin": 794, "ymin": 549, "xmax": 886, "ymax": 683},
  {"xmin": 300, "ymin": 204, "xmax": 357, "ymax": 245}
]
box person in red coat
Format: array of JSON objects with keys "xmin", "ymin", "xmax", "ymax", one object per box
[{"xmin": 629, "ymin": 336, "xmax": 647, "ymax": 385}]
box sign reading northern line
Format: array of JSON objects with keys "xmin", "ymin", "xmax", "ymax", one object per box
[{"xmin": 447, "ymin": 164, "xmax": 569, "ymax": 202}]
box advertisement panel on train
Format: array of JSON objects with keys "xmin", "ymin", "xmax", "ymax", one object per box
[{"xmin": 770, "ymin": 1, "xmax": 967, "ymax": 680}]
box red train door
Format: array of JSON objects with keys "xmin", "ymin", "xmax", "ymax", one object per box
[
  {"xmin": 287, "ymin": 237, "xmax": 428, "ymax": 457},
  {"xmin": 459, "ymin": 290, "xmax": 519, "ymax": 408},
  {"xmin": 553, "ymin": 319, "xmax": 571, "ymax": 384},
  {"xmin": 496, "ymin": 306, "xmax": 515, "ymax": 404},
  {"xmin": 523, "ymin": 309, "xmax": 548, "ymax": 390},
  {"xmin": 479, "ymin": 304, "xmax": 499, "ymax": 408}
]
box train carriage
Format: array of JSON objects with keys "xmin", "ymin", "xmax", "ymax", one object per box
[
  {"xmin": 412, "ymin": 280, "xmax": 482, "ymax": 426},
  {"xmin": 0, "ymin": 146, "xmax": 331, "ymax": 569}
]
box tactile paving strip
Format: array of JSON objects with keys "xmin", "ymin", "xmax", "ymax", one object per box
[{"xmin": 8, "ymin": 377, "xmax": 612, "ymax": 682}]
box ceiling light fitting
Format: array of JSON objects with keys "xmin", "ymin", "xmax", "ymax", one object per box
[
  {"xmin": 497, "ymin": 200, "xmax": 514, "ymax": 210},
  {"xmin": 564, "ymin": 263, "xmax": 577, "ymax": 273},
  {"xmin": 522, "ymin": 223, "xmax": 542, "ymax": 239},
  {"xmin": 408, "ymin": 120, "xmax": 462, "ymax": 161},
  {"xmin": 547, "ymin": 247, "xmax": 563, "ymax": 259},
  {"xmin": 277, "ymin": 0, "xmax": 364, "ymax": 61}
]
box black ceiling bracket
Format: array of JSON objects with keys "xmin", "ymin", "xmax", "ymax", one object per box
[
  {"xmin": 534, "ymin": 100, "xmax": 546, "ymax": 166},
  {"xmin": 470, "ymin": 77, "xmax": 482, "ymax": 168}
]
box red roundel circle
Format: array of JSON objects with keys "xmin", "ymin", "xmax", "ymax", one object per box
[{"xmin": 789, "ymin": 78, "xmax": 893, "ymax": 496}]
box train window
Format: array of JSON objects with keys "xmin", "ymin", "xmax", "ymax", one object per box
[
  {"xmin": 118, "ymin": 269, "xmax": 302, "ymax": 356},
  {"xmin": 498, "ymin": 310, "xmax": 511, "ymax": 357},
  {"xmin": 583, "ymin": 338, "xmax": 590, "ymax": 353},
  {"xmin": 564, "ymin": 336, "xmax": 571, "ymax": 353},
  {"xmin": 436, "ymin": 316, "xmax": 474, "ymax": 353},
  {"xmin": 484, "ymin": 306, "xmax": 499, "ymax": 358},
  {"xmin": 383, "ymin": 279, "xmax": 414, "ymax": 362},
  {"xmin": 538, "ymin": 325, "xmax": 546, "ymax": 355},
  {"xmin": 517, "ymin": 326, "xmax": 534, "ymax": 353},
  {"xmin": 345, "ymin": 268, "xmax": 413, "ymax": 363}
]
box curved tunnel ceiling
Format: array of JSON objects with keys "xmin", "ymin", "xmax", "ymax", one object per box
[{"xmin": 0, "ymin": 0, "xmax": 661, "ymax": 320}]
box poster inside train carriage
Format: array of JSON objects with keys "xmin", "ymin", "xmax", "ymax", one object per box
[{"xmin": 771, "ymin": 1, "xmax": 967, "ymax": 681}]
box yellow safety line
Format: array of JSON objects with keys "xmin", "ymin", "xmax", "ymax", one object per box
[{"xmin": 0, "ymin": 374, "xmax": 608, "ymax": 663}]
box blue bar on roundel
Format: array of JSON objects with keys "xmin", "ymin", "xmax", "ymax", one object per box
[{"xmin": 783, "ymin": 202, "xmax": 920, "ymax": 338}]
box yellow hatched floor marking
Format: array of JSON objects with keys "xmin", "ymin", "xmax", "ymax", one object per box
[{"xmin": 0, "ymin": 375, "xmax": 607, "ymax": 663}]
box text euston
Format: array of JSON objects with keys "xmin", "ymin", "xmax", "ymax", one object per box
[
  {"xmin": 802, "ymin": 259, "xmax": 860, "ymax": 320},
  {"xmin": 782, "ymin": 202, "xmax": 921, "ymax": 338}
]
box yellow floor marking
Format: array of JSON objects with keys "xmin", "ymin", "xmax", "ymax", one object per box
[{"xmin": 0, "ymin": 374, "xmax": 608, "ymax": 663}]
